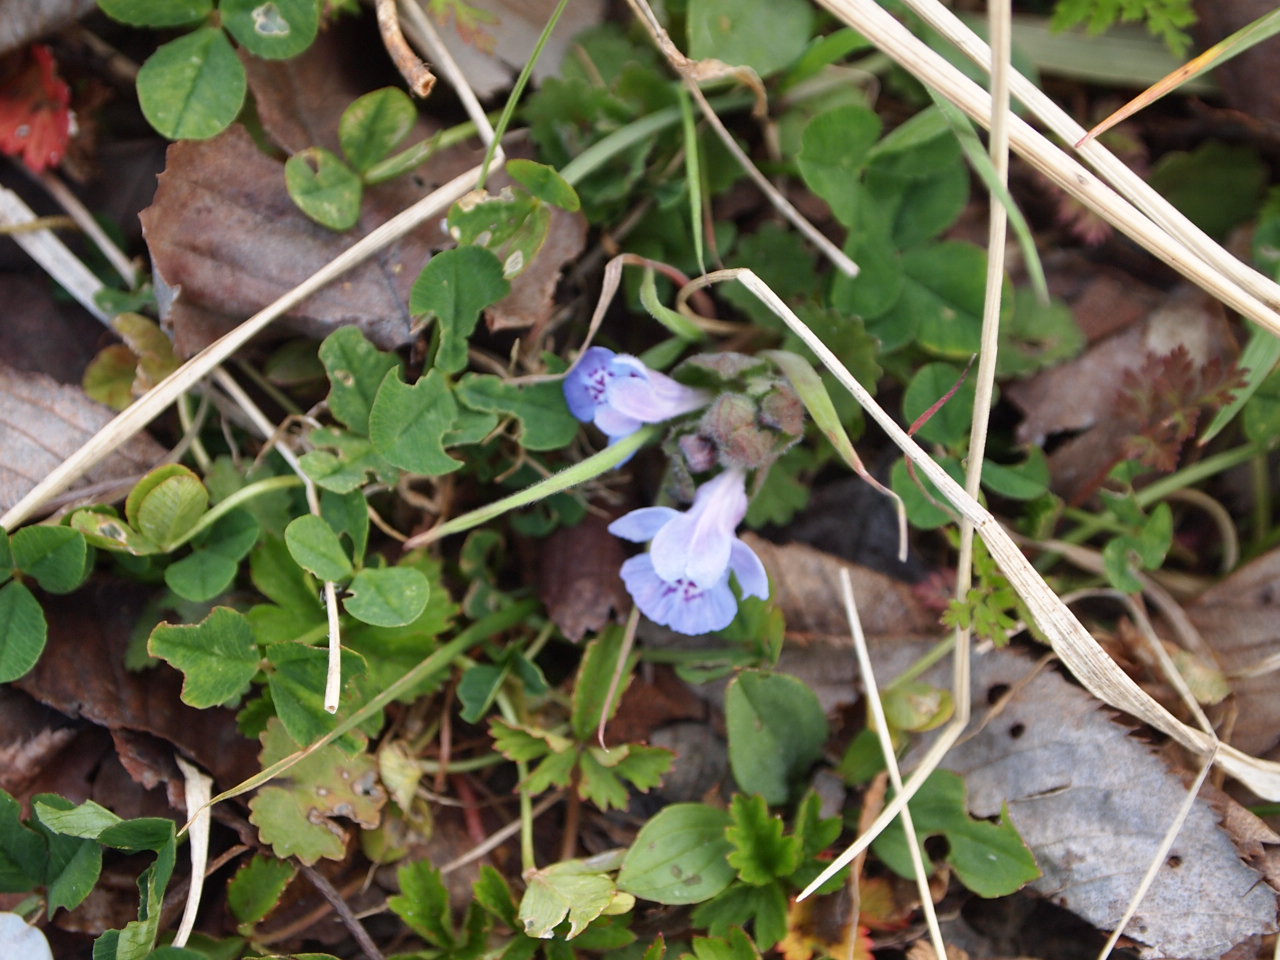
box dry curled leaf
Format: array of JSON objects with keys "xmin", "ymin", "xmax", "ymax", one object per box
[{"xmin": 0, "ymin": 361, "xmax": 165, "ymax": 512}]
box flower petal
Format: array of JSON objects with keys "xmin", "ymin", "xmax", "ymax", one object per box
[
  {"xmin": 609, "ymin": 507, "xmax": 679, "ymax": 542},
  {"xmin": 729, "ymin": 539, "xmax": 769, "ymax": 599},
  {"xmin": 562, "ymin": 346, "xmax": 617, "ymax": 422},
  {"xmin": 618, "ymin": 556, "xmax": 738, "ymax": 636},
  {"xmin": 607, "ymin": 368, "xmax": 710, "ymax": 423},
  {"xmin": 650, "ymin": 469, "xmax": 747, "ymax": 585}
]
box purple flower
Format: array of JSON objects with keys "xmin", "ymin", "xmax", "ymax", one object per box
[
  {"xmin": 564, "ymin": 347, "xmax": 711, "ymax": 439},
  {"xmin": 608, "ymin": 468, "xmax": 769, "ymax": 635}
]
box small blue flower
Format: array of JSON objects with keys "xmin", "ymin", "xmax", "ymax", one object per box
[
  {"xmin": 608, "ymin": 468, "xmax": 769, "ymax": 635},
  {"xmin": 564, "ymin": 347, "xmax": 710, "ymax": 439}
]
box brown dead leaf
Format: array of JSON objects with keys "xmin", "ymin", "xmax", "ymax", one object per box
[
  {"xmin": 0, "ymin": 686, "xmax": 78, "ymax": 800},
  {"xmin": 752, "ymin": 537, "xmax": 1276, "ymax": 957},
  {"xmin": 14, "ymin": 578, "xmax": 259, "ymax": 793},
  {"xmin": 1007, "ymin": 292, "xmax": 1235, "ymax": 503},
  {"xmin": 1186, "ymin": 547, "xmax": 1280, "ymax": 758},
  {"xmin": 535, "ymin": 509, "xmax": 630, "ymax": 642},
  {"xmin": 139, "ymin": 124, "xmax": 467, "ymax": 356},
  {"xmin": 0, "ymin": 360, "xmax": 166, "ymax": 512},
  {"xmin": 0, "ymin": 274, "xmax": 108, "ymax": 384}
]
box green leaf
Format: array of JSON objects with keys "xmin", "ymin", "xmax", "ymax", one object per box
[
  {"xmin": 725, "ymin": 794, "xmax": 801, "ymax": 885},
  {"xmin": 302, "ymin": 429, "xmax": 400, "ymax": 494},
  {"xmin": 137, "ymin": 28, "xmax": 245, "ymax": 140},
  {"xmin": 285, "ymin": 148, "xmax": 362, "ymax": 231},
  {"xmin": 125, "ymin": 464, "xmax": 209, "ymax": 551},
  {"xmin": 683, "ymin": 925, "xmax": 761, "ymax": 960},
  {"xmin": 1243, "ymin": 365, "xmax": 1280, "ymax": 444},
  {"xmin": 902, "ymin": 362, "xmax": 980, "ymax": 449},
  {"xmin": 320, "ymin": 489, "xmax": 368, "ymax": 565},
  {"xmin": 343, "ymin": 567, "xmax": 429, "ymax": 627},
  {"xmin": 724, "ymin": 670, "xmax": 828, "ymax": 805},
  {"xmin": 265, "ymin": 642, "xmax": 365, "ymax": 748},
  {"xmin": 997, "ymin": 289, "xmax": 1085, "ymax": 378},
  {"xmin": 368, "ymin": 368, "xmax": 462, "ymax": 475},
  {"xmin": 389, "ymin": 859, "xmax": 455, "ymax": 946},
  {"xmin": 981, "ymin": 448, "xmax": 1050, "ymax": 501},
  {"xmin": 489, "ymin": 718, "xmax": 564, "ymax": 763},
  {"xmin": 796, "ymin": 105, "xmax": 882, "ymax": 225},
  {"xmin": 284, "ymin": 514, "xmax": 352, "ymax": 581},
  {"xmin": 248, "ymin": 719, "xmax": 384, "ymax": 865},
  {"xmin": 70, "ymin": 507, "xmax": 160, "ymax": 555},
  {"xmin": 10, "ymin": 526, "xmax": 87, "ymax": 594},
  {"xmin": 1206, "ymin": 324, "xmax": 1280, "ymax": 443},
  {"xmin": 149, "ymin": 607, "xmax": 260, "ymax": 708},
  {"xmin": 0, "ymin": 789, "xmax": 45, "ymax": 892},
  {"xmin": 890, "ymin": 454, "xmax": 964, "ymax": 531},
  {"xmin": 882, "ymin": 242, "xmax": 991, "ymax": 358},
  {"xmin": 571, "ymin": 625, "xmax": 630, "ymax": 741},
  {"xmin": 519, "ymin": 860, "xmax": 619, "ymax": 939},
  {"xmin": 474, "ymin": 865, "xmax": 519, "ymax": 927},
  {"xmin": 0, "ymin": 530, "xmax": 10, "ymax": 584},
  {"xmin": 221, "ymin": 0, "xmax": 319, "ymax": 59},
  {"xmin": 455, "ymin": 373, "xmax": 579, "ymax": 451},
  {"xmin": 506, "ymin": 159, "xmax": 581, "ymax": 211},
  {"xmin": 0, "ymin": 581, "xmax": 46, "ymax": 683},
  {"xmin": 340, "ymin": 87, "xmax": 417, "ymax": 172},
  {"xmin": 871, "ymin": 770, "xmax": 1039, "ymax": 897},
  {"xmin": 31, "ymin": 795, "xmax": 102, "ymax": 916},
  {"xmin": 690, "ymin": 881, "xmax": 789, "ymax": 951},
  {"xmin": 164, "ymin": 551, "xmax": 238, "ymax": 602},
  {"xmin": 97, "ymin": 0, "xmax": 211, "ymax": 27},
  {"xmin": 687, "ymin": 0, "xmax": 814, "ymax": 77},
  {"xmin": 447, "ymin": 188, "xmax": 550, "ymax": 280},
  {"xmin": 251, "ymin": 534, "xmax": 322, "ymax": 613},
  {"xmin": 410, "ymin": 247, "xmax": 510, "ymax": 373},
  {"xmin": 34, "ymin": 798, "xmax": 121, "ymax": 840},
  {"xmin": 1148, "ymin": 141, "xmax": 1267, "ymax": 241},
  {"xmin": 227, "ymin": 853, "xmax": 295, "ymax": 926},
  {"xmin": 458, "ymin": 662, "xmax": 508, "ymax": 724},
  {"xmin": 318, "ymin": 326, "xmax": 400, "ymax": 435},
  {"xmin": 617, "ymin": 803, "xmax": 735, "ymax": 905}
]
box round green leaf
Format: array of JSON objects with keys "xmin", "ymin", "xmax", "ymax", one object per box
[
  {"xmin": 617, "ymin": 803, "xmax": 735, "ymax": 905},
  {"xmin": 138, "ymin": 28, "xmax": 246, "ymax": 140},
  {"xmin": 507, "ymin": 159, "xmax": 581, "ymax": 212},
  {"xmin": 129, "ymin": 465, "xmax": 210, "ymax": 549},
  {"xmin": 1244, "ymin": 367, "xmax": 1280, "ymax": 444},
  {"xmin": 284, "ymin": 515, "xmax": 353, "ymax": 582},
  {"xmin": 902, "ymin": 362, "xmax": 980, "ymax": 448},
  {"xmin": 221, "ymin": 0, "xmax": 319, "ymax": 60},
  {"xmin": 339, "ymin": 87, "xmax": 417, "ymax": 173},
  {"xmin": 97, "ymin": 0, "xmax": 212, "ymax": 27},
  {"xmin": 342, "ymin": 567, "xmax": 428, "ymax": 627},
  {"xmin": 981, "ymin": 448, "xmax": 1050, "ymax": 501},
  {"xmin": 797, "ymin": 104, "xmax": 883, "ymax": 225},
  {"xmin": 724, "ymin": 670, "xmax": 828, "ymax": 805},
  {"xmin": 149, "ymin": 607, "xmax": 260, "ymax": 708},
  {"xmin": 164, "ymin": 550, "xmax": 240, "ymax": 602},
  {"xmin": 368, "ymin": 368, "xmax": 462, "ymax": 475},
  {"xmin": 687, "ymin": 0, "xmax": 813, "ymax": 78},
  {"xmin": 10, "ymin": 526, "xmax": 88, "ymax": 594},
  {"xmin": 0, "ymin": 581, "xmax": 47, "ymax": 682},
  {"xmin": 68, "ymin": 509, "xmax": 160, "ymax": 556},
  {"xmin": 285, "ymin": 147, "xmax": 362, "ymax": 231}
]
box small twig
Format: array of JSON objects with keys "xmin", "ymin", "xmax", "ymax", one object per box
[
  {"xmin": 375, "ymin": 0, "xmax": 436, "ymax": 97},
  {"xmin": 299, "ymin": 861, "xmax": 386, "ymax": 960},
  {"xmin": 440, "ymin": 790, "xmax": 564, "ymax": 874}
]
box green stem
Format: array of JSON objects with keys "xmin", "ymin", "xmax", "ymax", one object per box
[
  {"xmin": 883, "ymin": 635, "xmax": 955, "ymax": 691},
  {"xmin": 365, "ymin": 117, "xmax": 493, "ymax": 184},
  {"xmin": 165, "ymin": 474, "xmax": 305, "ymax": 552},
  {"xmin": 496, "ymin": 690, "xmax": 536, "ymax": 874},
  {"xmin": 417, "ymin": 425, "xmax": 659, "ymax": 545},
  {"xmin": 417, "ymin": 752, "xmax": 506, "ymax": 775},
  {"xmin": 480, "ymin": 0, "xmax": 572, "ymax": 186},
  {"xmin": 192, "ymin": 597, "xmax": 539, "ymax": 827}
]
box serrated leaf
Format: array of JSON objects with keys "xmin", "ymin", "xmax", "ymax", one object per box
[
  {"xmin": 519, "ymin": 860, "xmax": 617, "ymax": 939},
  {"xmin": 265, "ymin": 642, "xmax": 365, "ymax": 748},
  {"xmin": 617, "ymin": 803, "xmax": 735, "ymax": 905},
  {"xmin": 389, "ymin": 859, "xmax": 455, "ymax": 946},
  {"xmin": 0, "ymin": 581, "xmax": 46, "ymax": 683},
  {"xmin": 690, "ymin": 881, "xmax": 788, "ymax": 951},
  {"xmin": 284, "ymin": 514, "xmax": 352, "ymax": 581},
  {"xmin": 149, "ymin": 607, "xmax": 260, "ymax": 708},
  {"xmin": 221, "ymin": 0, "xmax": 319, "ymax": 59},
  {"xmin": 410, "ymin": 247, "xmax": 509, "ymax": 374},
  {"xmin": 285, "ymin": 148, "xmax": 362, "ymax": 231},
  {"xmin": 454, "ymin": 373, "xmax": 579, "ymax": 450},
  {"xmin": 227, "ymin": 853, "xmax": 295, "ymax": 927},
  {"xmin": 10, "ymin": 526, "xmax": 87, "ymax": 594},
  {"xmin": 318, "ymin": 327, "xmax": 400, "ymax": 435},
  {"xmin": 343, "ymin": 567, "xmax": 429, "ymax": 627},
  {"xmin": 571, "ymin": 625, "xmax": 630, "ymax": 741},
  {"xmin": 474, "ymin": 865, "xmax": 519, "ymax": 927},
  {"xmin": 489, "ymin": 719, "xmax": 570, "ymax": 762},
  {"xmin": 368, "ymin": 368, "xmax": 461, "ymax": 475},
  {"xmin": 725, "ymin": 794, "xmax": 801, "ymax": 885},
  {"xmin": 507, "ymin": 159, "xmax": 581, "ymax": 212},
  {"xmin": 97, "ymin": 0, "xmax": 211, "ymax": 27},
  {"xmin": 526, "ymin": 747, "xmax": 579, "ymax": 795},
  {"xmin": 684, "ymin": 927, "xmax": 760, "ymax": 960},
  {"xmin": 137, "ymin": 28, "xmax": 245, "ymax": 140},
  {"xmin": 340, "ymin": 87, "xmax": 416, "ymax": 173},
  {"xmin": 248, "ymin": 719, "xmax": 385, "ymax": 865},
  {"xmin": 724, "ymin": 671, "xmax": 828, "ymax": 805}
]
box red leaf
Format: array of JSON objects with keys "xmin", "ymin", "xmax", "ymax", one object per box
[{"xmin": 0, "ymin": 44, "xmax": 72, "ymax": 172}]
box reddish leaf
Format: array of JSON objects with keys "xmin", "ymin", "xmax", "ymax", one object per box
[{"xmin": 0, "ymin": 44, "xmax": 71, "ymax": 172}]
